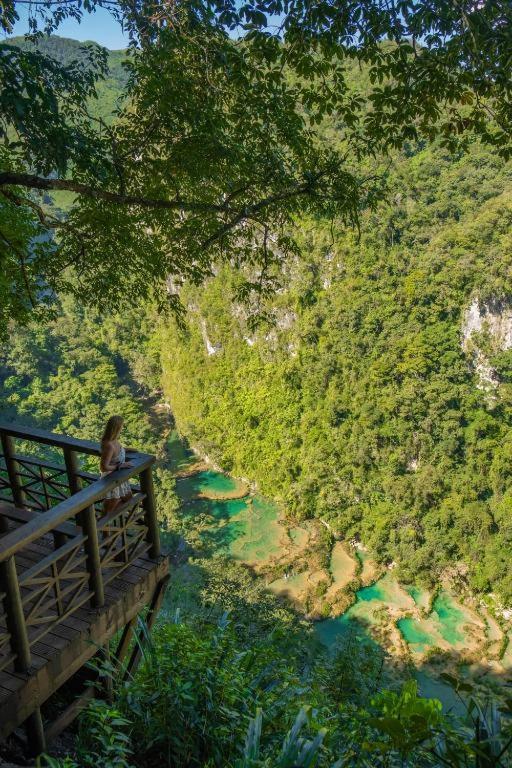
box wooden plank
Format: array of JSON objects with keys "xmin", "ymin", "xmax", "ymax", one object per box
[
  {"xmin": 19, "ymin": 533, "xmax": 86, "ymax": 586},
  {"xmin": 11, "ymin": 454, "xmax": 68, "ymax": 473},
  {"xmin": 45, "ymin": 686, "xmax": 95, "ymax": 745},
  {"xmin": 0, "ymin": 671, "xmax": 25, "ymax": 692}
]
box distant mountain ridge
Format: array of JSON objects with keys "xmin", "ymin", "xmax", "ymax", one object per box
[{"xmin": 4, "ymin": 35, "xmax": 128, "ymax": 118}]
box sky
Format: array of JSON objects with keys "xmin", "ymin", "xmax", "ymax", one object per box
[{"xmin": 6, "ymin": 5, "xmax": 129, "ymax": 49}]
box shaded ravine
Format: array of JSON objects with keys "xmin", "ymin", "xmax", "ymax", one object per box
[{"xmin": 168, "ymin": 430, "xmax": 512, "ymax": 708}]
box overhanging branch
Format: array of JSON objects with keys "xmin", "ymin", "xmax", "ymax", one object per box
[
  {"xmin": 0, "ymin": 169, "xmax": 335, "ymax": 248},
  {"xmin": 0, "ymin": 172, "xmax": 227, "ymax": 213}
]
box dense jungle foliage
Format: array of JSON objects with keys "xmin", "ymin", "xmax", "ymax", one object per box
[
  {"xmin": 160, "ymin": 138, "xmax": 512, "ymax": 603},
  {"xmin": 3, "ymin": 0, "xmax": 512, "ymax": 325},
  {"xmin": 2, "ymin": 290, "xmax": 511, "ymax": 768},
  {"xmin": 38, "ymin": 574, "xmax": 512, "ymax": 768}
]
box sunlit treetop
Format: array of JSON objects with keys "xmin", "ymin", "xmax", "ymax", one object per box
[{"xmin": 0, "ymin": 0, "xmax": 510, "ymax": 328}]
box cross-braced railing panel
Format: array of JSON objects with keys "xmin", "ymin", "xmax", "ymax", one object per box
[
  {"xmin": 19, "ymin": 534, "xmax": 92, "ymax": 647},
  {"xmin": 98, "ymin": 494, "xmax": 150, "ymax": 586},
  {"xmin": 0, "ymin": 422, "xmax": 160, "ymax": 677},
  {"xmin": 14, "ymin": 455, "xmax": 71, "ymax": 512}
]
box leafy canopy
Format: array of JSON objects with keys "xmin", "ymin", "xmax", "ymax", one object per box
[{"xmin": 0, "ymin": 0, "xmax": 511, "ymax": 323}]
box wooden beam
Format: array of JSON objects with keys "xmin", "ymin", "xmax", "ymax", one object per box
[
  {"xmin": 0, "ymin": 503, "xmax": 78, "ymax": 539},
  {"xmin": 0, "ymin": 555, "xmax": 31, "ymax": 672},
  {"xmin": 114, "ymin": 617, "xmax": 137, "ymax": 663},
  {"xmin": 0, "ymin": 423, "xmax": 101, "ymax": 456},
  {"xmin": 45, "ymin": 686, "xmax": 94, "ymax": 745},
  {"xmin": 0, "ymin": 422, "xmax": 154, "ymax": 462},
  {"xmin": 125, "ymin": 574, "xmax": 169, "ymax": 678}
]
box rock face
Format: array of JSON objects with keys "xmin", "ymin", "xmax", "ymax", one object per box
[
  {"xmin": 462, "ymin": 298, "xmax": 512, "ymax": 351},
  {"xmin": 200, "ymin": 318, "xmax": 221, "ymax": 356},
  {"xmin": 461, "ymin": 297, "xmax": 512, "ymax": 397}
]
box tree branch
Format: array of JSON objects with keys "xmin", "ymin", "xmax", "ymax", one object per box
[
  {"xmin": 0, "ymin": 169, "xmax": 337, "ymax": 250},
  {"xmin": 200, "ymin": 170, "xmax": 330, "ymax": 249},
  {"xmin": 0, "ymin": 188, "xmax": 67, "ymax": 229},
  {"xmin": 0, "ymin": 172, "xmax": 227, "ymax": 213}
]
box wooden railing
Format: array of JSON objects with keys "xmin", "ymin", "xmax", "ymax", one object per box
[{"xmin": 0, "ymin": 423, "xmax": 161, "ymax": 676}]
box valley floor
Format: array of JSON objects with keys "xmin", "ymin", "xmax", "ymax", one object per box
[{"xmin": 165, "ymin": 429, "xmax": 512, "ymax": 709}]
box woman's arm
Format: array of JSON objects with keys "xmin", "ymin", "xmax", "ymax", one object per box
[{"xmin": 100, "ymin": 441, "xmax": 119, "ymax": 473}]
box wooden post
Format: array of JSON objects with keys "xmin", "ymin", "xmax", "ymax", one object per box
[
  {"xmin": 0, "ymin": 432, "xmax": 26, "ymax": 508},
  {"xmin": 0, "ymin": 555, "xmax": 31, "ymax": 672},
  {"xmin": 124, "ymin": 575, "xmax": 169, "ymax": 679},
  {"xmin": 81, "ymin": 505, "xmax": 104, "ymax": 608},
  {"xmin": 139, "ymin": 467, "xmax": 161, "ymax": 559},
  {"xmin": 64, "ymin": 446, "xmax": 83, "ymax": 532},
  {"xmin": 115, "ymin": 616, "xmax": 137, "ymax": 662},
  {"xmin": 102, "ymin": 644, "xmax": 114, "ymax": 702},
  {"xmin": 25, "ymin": 707, "xmax": 46, "ymax": 755},
  {"xmin": 63, "ymin": 446, "xmax": 82, "ymax": 495}
]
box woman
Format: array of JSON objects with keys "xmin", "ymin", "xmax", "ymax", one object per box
[{"xmin": 100, "ymin": 415, "xmax": 133, "ymax": 513}]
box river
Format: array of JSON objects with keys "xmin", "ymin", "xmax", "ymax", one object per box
[{"xmin": 167, "ymin": 430, "xmax": 512, "ymax": 711}]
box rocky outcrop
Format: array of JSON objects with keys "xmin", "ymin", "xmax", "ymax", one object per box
[{"xmin": 461, "ymin": 297, "xmax": 512, "ymax": 398}]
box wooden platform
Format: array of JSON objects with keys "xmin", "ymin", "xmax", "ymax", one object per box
[
  {"xmin": 0, "ymin": 535, "xmax": 168, "ymax": 740},
  {"xmin": 0, "ymin": 422, "xmax": 169, "ymax": 754}
]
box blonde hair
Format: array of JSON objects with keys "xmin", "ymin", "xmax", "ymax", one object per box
[{"xmin": 101, "ymin": 415, "xmax": 124, "ymax": 446}]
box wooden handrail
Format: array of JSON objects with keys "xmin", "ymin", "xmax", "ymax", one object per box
[
  {"xmin": 0, "ymin": 422, "xmax": 151, "ymax": 460},
  {"xmin": 0, "ymin": 453, "xmax": 154, "ymax": 562}
]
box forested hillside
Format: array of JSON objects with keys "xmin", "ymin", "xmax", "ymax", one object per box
[
  {"xmin": 2, "ymin": 25, "xmax": 512, "ymax": 766},
  {"xmin": 5, "ymin": 35, "xmax": 512, "ymax": 603},
  {"xmin": 159, "ymin": 139, "xmax": 512, "ymax": 602},
  {"xmin": 5, "ymin": 35, "xmax": 128, "ymax": 118}
]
